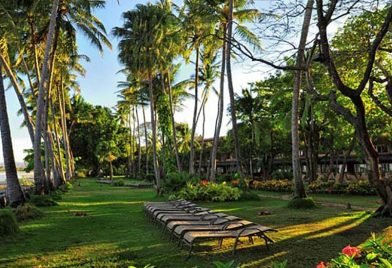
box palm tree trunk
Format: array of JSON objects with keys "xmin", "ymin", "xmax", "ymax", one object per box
[
  {"xmin": 50, "ymin": 98, "xmax": 66, "ymax": 185},
  {"xmin": 197, "ymin": 97, "xmax": 207, "ymax": 175},
  {"xmin": 189, "ymin": 47, "xmax": 200, "ymax": 175},
  {"xmin": 33, "ymin": 0, "xmax": 60, "ymax": 194},
  {"xmin": 0, "ymin": 63, "xmax": 25, "ymax": 207},
  {"xmin": 167, "ymin": 73, "xmax": 182, "ymax": 172},
  {"xmin": 226, "ymin": 0, "xmax": 242, "ymax": 176},
  {"xmin": 148, "ymin": 71, "xmax": 161, "ymax": 194},
  {"xmin": 142, "ymin": 105, "xmax": 149, "ymax": 174},
  {"xmin": 209, "ymin": 24, "xmax": 227, "ymax": 182},
  {"xmin": 291, "ymin": 0, "xmax": 314, "ymax": 199},
  {"xmin": 132, "ymin": 108, "xmax": 137, "ymax": 178},
  {"xmin": 136, "ymin": 107, "xmax": 142, "ymax": 175},
  {"xmin": 0, "ymin": 55, "xmax": 35, "ymax": 145}
]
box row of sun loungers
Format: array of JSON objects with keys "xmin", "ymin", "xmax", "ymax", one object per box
[{"xmin": 143, "ymin": 200, "xmax": 278, "ymax": 258}]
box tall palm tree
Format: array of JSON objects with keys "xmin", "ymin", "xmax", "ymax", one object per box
[
  {"xmin": 0, "ymin": 62, "xmax": 25, "ymax": 207},
  {"xmin": 182, "ymin": 0, "xmax": 216, "ymax": 175},
  {"xmin": 114, "ymin": 3, "xmax": 176, "ymax": 194}
]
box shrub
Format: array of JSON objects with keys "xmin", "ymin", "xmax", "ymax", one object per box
[
  {"xmin": 76, "ymin": 169, "xmax": 88, "ymax": 178},
  {"xmin": 173, "ymin": 182, "xmax": 242, "ymax": 202},
  {"xmin": 50, "ymin": 191, "xmax": 63, "ymax": 201},
  {"xmin": 144, "ymin": 173, "xmax": 155, "ymax": 182},
  {"xmin": 252, "ymin": 179, "xmax": 292, "ymax": 192},
  {"xmin": 164, "ymin": 172, "xmax": 192, "ymax": 193},
  {"xmin": 317, "ymin": 233, "xmax": 392, "ymax": 267},
  {"xmin": 59, "ymin": 181, "xmax": 73, "ymax": 193},
  {"xmin": 0, "ymin": 209, "xmax": 19, "ymax": 236},
  {"xmin": 287, "ymin": 197, "xmax": 317, "ymax": 209},
  {"xmin": 271, "ymin": 170, "xmax": 293, "ymax": 180},
  {"xmin": 308, "ymin": 180, "xmax": 377, "ymax": 195},
  {"xmin": 113, "ymin": 180, "xmax": 125, "ymax": 186},
  {"xmin": 29, "ymin": 195, "xmax": 58, "ymax": 207},
  {"xmin": 346, "ymin": 180, "xmax": 377, "ymax": 195},
  {"xmin": 19, "ymin": 178, "xmax": 33, "ymax": 187},
  {"xmin": 239, "ymin": 191, "xmax": 261, "ymax": 201},
  {"xmin": 13, "ymin": 203, "xmax": 43, "ymax": 221}
]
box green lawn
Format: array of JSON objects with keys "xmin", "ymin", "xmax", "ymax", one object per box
[
  {"xmin": 255, "ymin": 190, "xmax": 381, "ymax": 209},
  {"xmin": 0, "ymin": 179, "xmax": 390, "ymax": 268}
]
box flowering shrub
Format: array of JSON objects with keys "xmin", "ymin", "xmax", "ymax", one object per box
[
  {"xmin": 170, "ymin": 182, "xmax": 242, "ymax": 202},
  {"xmin": 317, "ymin": 233, "xmax": 392, "ymax": 267},
  {"xmin": 252, "ymin": 179, "xmax": 292, "ymax": 192}
]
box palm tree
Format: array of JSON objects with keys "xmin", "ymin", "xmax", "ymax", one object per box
[
  {"xmin": 182, "ymin": 0, "xmax": 216, "ymax": 175},
  {"xmin": 0, "ymin": 62, "xmax": 25, "ymax": 207},
  {"xmin": 114, "ymin": 3, "xmax": 176, "ymax": 194}
]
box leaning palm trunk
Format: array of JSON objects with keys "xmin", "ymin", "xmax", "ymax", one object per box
[
  {"xmin": 50, "ymin": 98, "xmax": 66, "ymax": 185},
  {"xmin": 148, "ymin": 72, "xmax": 161, "ymax": 194},
  {"xmin": 189, "ymin": 47, "xmax": 200, "ymax": 175},
  {"xmin": 0, "ymin": 55, "xmax": 35, "ymax": 145},
  {"xmin": 291, "ymin": 0, "xmax": 314, "ymax": 199},
  {"xmin": 33, "ymin": 0, "xmax": 60, "ymax": 194},
  {"xmin": 209, "ymin": 25, "xmax": 227, "ymax": 182},
  {"xmin": 226, "ymin": 0, "xmax": 242, "ymax": 175},
  {"xmin": 0, "ymin": 63, "xmax": 25, "ymax": 207},
  {"xmin": 167, "ymin": 73, "xmax": 182, "ymax": 172}
]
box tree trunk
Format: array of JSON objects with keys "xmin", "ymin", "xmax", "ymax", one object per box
[
  {"xmin": 189, "ymin": 47, "xmax": 200, "ymax": 175},
  {"xmin": 0, "ymin": 56, "xmax": 35, "ymax": 145},
  {"xmin": 226, "ymin": 0, "xmax": 242, "ymax": 175},
  {"xmin": 142, "ymin": 105, "xmax": 149, "ymax": 174},
  {"xmin": 148, "ymin": 71, "xmax": 161, "ymax": 194},
  {"xmin": 291, "ymin": 0, "xmax": 314, "ymax": 199},
  {"xmin": 209, "ymin": 24, "xmax": 227, "ymax": 182},
  {"xmin": 136, "ymin": 107, "xmax": 142, "ymax": 175},
  {"xmin": 167, "ymin": 73, "xmax": 182, "ymax": 172},
  {"xmin": 0, "ymin": 63, "xmax": 25, "ymax": 207},
  {"xmin": 50, "ymin": 98, "xmax": 66, "ymax": 185},
  {"xmin": 337, "ymin": 136, "xmax": 355, "ymax": 183},
  {"xmin": 197, "ymin": 97, "xmax": 207, "ymax": 175},
  {"xmin": 33, "ymin": 0, "xmax": 60, "ymax": 194},
  {"xmin": 109, "ymin": 161, "xmax": 113, "ymax": 181}
]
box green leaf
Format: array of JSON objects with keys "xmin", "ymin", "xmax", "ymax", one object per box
[
  {"xmin": 379, "ymin": 258, "xmax": 392, "ymax": 268},
  {"xmin": 366, "ymin": 252, "xmax": 378, "ymax": 261}
]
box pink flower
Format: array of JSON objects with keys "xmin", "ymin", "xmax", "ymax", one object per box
[
  {"xmin": 316, "ymin": 262, "xmax": 326, "ymax": 268},
  {"xmin": 342, "ymin": 245, "xmax": 361, "ymax": 257}
]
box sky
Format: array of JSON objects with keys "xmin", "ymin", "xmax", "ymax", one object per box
[{"xmin": 0, "ymin": 0, "xmax": 345, "ymax": 164}]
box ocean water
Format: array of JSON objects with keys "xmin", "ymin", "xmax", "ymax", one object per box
[{"xmin": 0, "ymin": 172, "xmax": 32, "ymax": 183}]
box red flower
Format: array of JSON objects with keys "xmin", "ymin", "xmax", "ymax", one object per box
[
  {"xmin": 316, "ymin": 262, "xmax": 326, "ymax": 268},
  {"xmin": 341, "ymin": 245, "xmax": 361, "ymax": 257},
  {"xmin": 199, "ymin": 179, "xmax": 209, "ymax": 186}
]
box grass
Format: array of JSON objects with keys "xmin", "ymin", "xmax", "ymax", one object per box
[
  {"xmin": 0, "ymin": 179, "xmax": 390, "ymax": 268},
  {"xmin": 255, "ymin": 190, "xmax": 381, "ymax": 209}
]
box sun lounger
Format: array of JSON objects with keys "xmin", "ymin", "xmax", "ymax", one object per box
[
  {"xmin": 172, "ymin": 220, "xmax": 255, "ymax": 241},
  {"xmin": 182, "ymin": 224, "xmax": 277, "ymax": 257}
]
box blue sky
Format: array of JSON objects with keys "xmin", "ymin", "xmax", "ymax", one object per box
[{"xmin": 3, "ymin": 0, "xmax": 345, "ymax": 164}]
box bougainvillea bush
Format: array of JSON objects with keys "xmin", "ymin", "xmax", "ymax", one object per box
[{"xmin": 317, "ymin": 234, "xmax": 392, "ymax": 268}]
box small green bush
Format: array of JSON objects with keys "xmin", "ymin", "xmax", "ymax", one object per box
[
  {"xmin": 287, "ymin": 197, "xmax": 317, "ymax": 209},
  {"xmin": 76, "ymin": 169, "xmax": 88, "ymax": 178},
  {"xmin": 59, "ymin": 181, "xmax": 73, "ymax": 193},
  {"xmin": 50, "ymin": 191, "xmax": 63, "ymax": 201},
  {"xmin": 113, "ymin": 180, "xmax": 125, "ymax": 186},
  {"xmin": 13, "ymin": 203, "xmax": 43, "ymax": 221},
  {"xmin": 173, "ymin": 182, "xmax": 242, "ymax": 202},
  {"xmin": 308, "ymin": 180, "xmax": 376, "ymax": 195},
  {"xmin": 213, "ymin": 260, "xmax": 238, "ymax": 268},
  {"xmin": 164, "ymin": 172, "xmax": 194, "ymax": 193},
  {"xmin": 29, "ymin": 195, "xmax": 58, "ymax": 207},
  {"xmin": 144, "ymin": 173, "xmax": 155, "ymax": 182},
  {"xmin": 0, "ymin": 209, "xmax": 19, "ymax": 236},
  {"xmin": 239, "ymin": 191, "xmax": 261, "ymax": 201}
]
